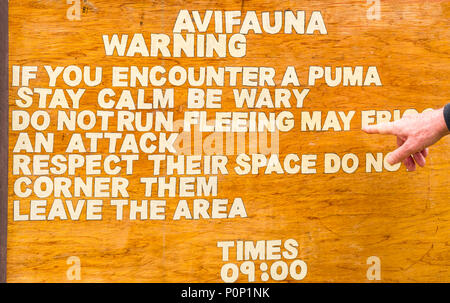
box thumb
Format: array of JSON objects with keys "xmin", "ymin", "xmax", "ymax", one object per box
[{"xmin": 386, "ymin": 140, "xmax": 416, "ymax": 165}]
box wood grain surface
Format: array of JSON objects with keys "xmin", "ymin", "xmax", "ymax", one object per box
[
  {"xmin": 1, "ymin": 0, "xmax": 8, "ymax": 284},
  {"xmin": 7, "ymin": 0, "xmax": 450, "ymax": 282}
]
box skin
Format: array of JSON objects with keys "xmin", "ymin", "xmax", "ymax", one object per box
[{"xmin": 362, "ymin": 107, "xmax": 450, "ymax": 171}]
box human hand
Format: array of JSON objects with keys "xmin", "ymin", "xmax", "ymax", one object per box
[{"xmin": 362, "ymin": 108, "xmax": 450, "ymax": 171}]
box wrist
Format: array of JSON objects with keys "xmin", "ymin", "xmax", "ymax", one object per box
[
  {"xmin": 443, "ymin": 103, "xmax": 450, "ymax": 134},
  {"xmin": 436, "ymin": 107, "xmax": 450, "ymax": 137}
]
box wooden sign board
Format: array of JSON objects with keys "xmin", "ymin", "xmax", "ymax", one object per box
[{"xmin": 4, "ymin": 0, "xmax": 450, "ymax": 282}]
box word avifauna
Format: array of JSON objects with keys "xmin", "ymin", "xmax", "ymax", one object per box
[{"xmin": 172, "ymin": 10, "xmax": 328, "ymax": 34}]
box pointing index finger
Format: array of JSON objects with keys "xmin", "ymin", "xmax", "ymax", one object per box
[{"xmin": 362, "ymin": 121, "xmax": 397, "ymax": 135}]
